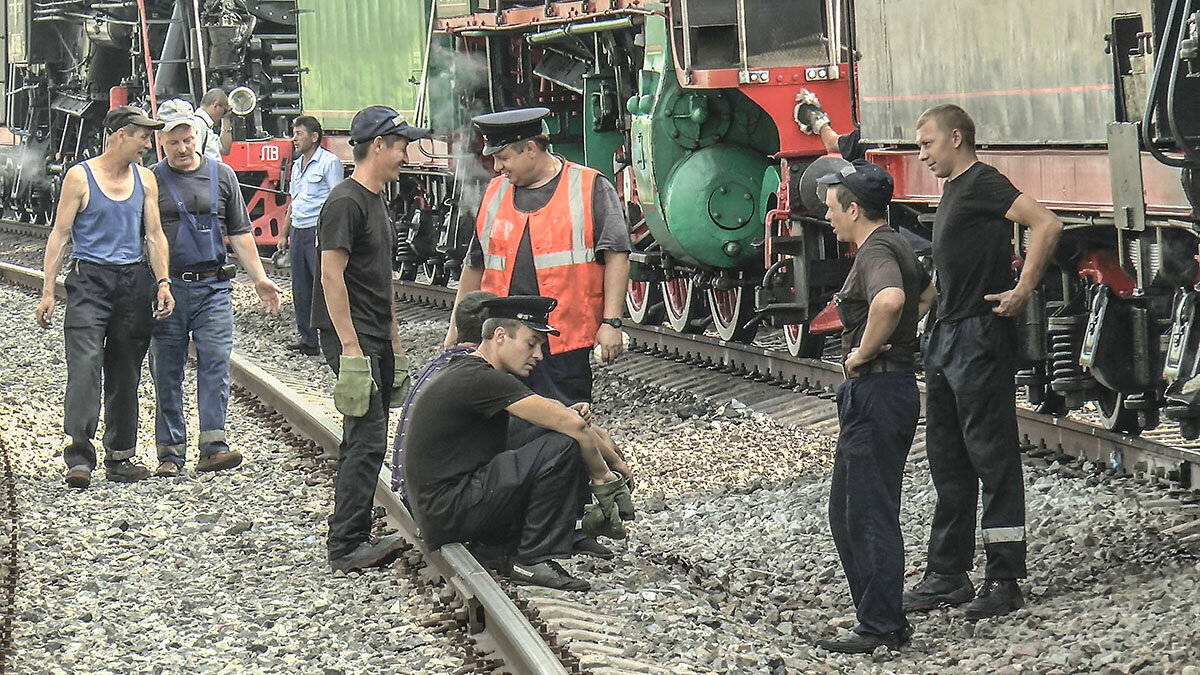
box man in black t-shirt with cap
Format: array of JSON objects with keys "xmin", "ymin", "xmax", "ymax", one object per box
[
  {"xmin": 311, "ymin": 105, "xmax": 429, "ymax": 573},
  {"xmin": 813, "ymin": 160, "xmax": 935, "ymax": 654},
  {"xmin": 405, "ymin": 295, "xmax": 634, "ymax": 592},
  {"xmin": 904, "ymin": 104, "xmax": 1062, "ymax": 620}
]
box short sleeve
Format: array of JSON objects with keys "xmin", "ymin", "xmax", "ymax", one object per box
[
  {"xmin": 591, "ymin": 177, "xmax": 632, "ymax": 254},
  {"xmin": 976, "ymin": 168, "xmax": 1021, "ymax": 218},
  {"xmin": 861, "ymin": 245, "xmax": 904, "ymax": 303},
  {"xmin": 464, "ymin": 231, "xmax": 485, "ymax": 267},
  {"xmin": 324, "ymin": 154, "xmax": 344, "ymax": 192},
  {"xmin": 317, "ymin": 195, "xmax": 363, "ymax": 253},
  {"xmin": 219, "ymin": 163, "xmax": 252, "ymax": 236},
  {"xmin": 463, "ymin": 361, "xmax": 534, "ymax": 416},
  {"xmin": 838, "ymin": 128, "xmax": 864, "ymax": 162}
]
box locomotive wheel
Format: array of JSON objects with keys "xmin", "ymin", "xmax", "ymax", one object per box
[
  {"xmin": 423, "ymin": 261, "xmax": 449, "ymax": 286},
  {"xmin": 661, "ymin": 278, "xmax": 705, "ymax": 334},
  {"xmin": 706, "ymin": 286, "xmax": 757, "ymax": 342},
  {"xmin": 784, "ymin": 323, "xmax": 826, "ymax": 358},
  {"xmin": 1096, "ymin": 390, "xmax": 1145, "ymax": 434},
  {"xmin": 627, "ymin": 280, "xmax": 665, "ymax": 325},
  {"xmin": 398, "ymin": 262, "xmax": 418, "ymax": 282}
]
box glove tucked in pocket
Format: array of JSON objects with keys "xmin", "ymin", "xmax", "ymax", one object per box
[
  {"xmin": 333, "ymin": 355, "xmax": 375, "ymax": 417},
  {"xmin": 390, "ymin": 353, "xmax": 413, "ymax": 408}
]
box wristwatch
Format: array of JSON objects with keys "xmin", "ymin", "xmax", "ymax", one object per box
[
  {"xmin": 157, "ymin": 278, "xmax": 171, "ymax": 286},
  {"xmin": 601, "ymin": 318, "xmax": 623, "ymax": 329}
]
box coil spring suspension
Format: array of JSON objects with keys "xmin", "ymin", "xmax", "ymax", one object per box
[{"xmin": 1047, "ymin": 314, "xmax": 1094, "ymax": 409}]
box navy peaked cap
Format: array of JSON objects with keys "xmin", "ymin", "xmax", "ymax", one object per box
[
  {"xmin": 482, "ymin": 295, "xmax": 560, "ymax": 336},
  {"xmin": 472, "ymin": 107, "xmax": 550, "ymax": 156}
]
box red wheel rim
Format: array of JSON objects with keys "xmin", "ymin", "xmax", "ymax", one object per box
[
  {"xmin": 710, "ymin": 288, "xmax": 738, "ymax": 326},
  {"xmin": 627, "ymin": 280, "xmax": 648, "ymax": 312},
  {"xmin": 665, "ymin": 279, "xmax": 690, "ymax": 314}
]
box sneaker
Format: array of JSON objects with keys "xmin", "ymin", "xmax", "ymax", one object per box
[
  {"xmin": 196, "ymin": 450, "xmax": 243, "ymax": 472},
  {"xmin": 964, "ymin": 579, "xmax": 1024, "ymax": 620},
  {"xmin": 104, "ymin": 460, "xmax": 151, "ymax": 483},
  {"xmin": 64, "ymin": 465, "xmax": 92, "ymax": 489},
  {"xmin": 572, "ymin": 535, "xmax": 614, "ymax": 559},
  {"xmin": 154, "ymin": 461, "xmax": 183, "ymax": 478},
  {"xmin": 903, "ymin": 571, "xmax": 975, "ymax": 612},
  {"xmin": 329, "ymin": 534, "xmax": 407, "ymax": 573},
  {"xmin": 508, "ymin": 560, "xmax": 591, "ymax": 591},
  {"xmin": 816, "ymin": 627, "xmax": 910, "ymax": 654},
  {"xmin": 288, "ymin": 342, "xmax": 321, "ymax": 356}
]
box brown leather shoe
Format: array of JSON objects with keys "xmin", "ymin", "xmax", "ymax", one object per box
[
  {"xmin": 196, "ymin": 450, "xmax": 243, "ymax": 473},
  {"xmin": 65, "ymin": 466, "xmax": 92, "ymax": 489},
  {"xmin": 154, "ymin": 461, "xmax": 182, "ymax": 477}
]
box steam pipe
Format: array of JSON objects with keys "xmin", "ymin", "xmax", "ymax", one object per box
[{"xmin": 525, "ymin": 18, "xmax": 634, "ymax": 45}]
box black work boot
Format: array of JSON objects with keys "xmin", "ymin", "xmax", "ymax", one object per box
[
  {"xmin": 508, "ymin": 560, "xmax": 590, "ymax": 591},
  {"xmin": 902, "ymin": 571, "xmax": 975, "ymax": 612},
  {"xmin": 964, "ymin": 579, "xmax": 1024, "ymax": 620},
  {"xmin": 329, "ymin": 534, "xmax": 407, "ymax": 573},
  {"xmin": 104, "ymin": 459, "xmax": 151, "ymax": 483},
  {"xmin": 816, "ymin": 626, "xmax": 911, "ymax": 654}
]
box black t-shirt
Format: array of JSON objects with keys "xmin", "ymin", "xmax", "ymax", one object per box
[
  {"xmin": 932, "ymin": 162, "xmax": 1021, "ymax": 321},
  {"xmin": 465, "ymin": 165, "xmax": 631, "ymax": 295},
  {"xmin": 837, "ymin": 227, "xmax": 931, "ymax": 369},
  {"xmin": 311, "ymin": 178, "xmax": 394, "ymax": 340},
  {"xmin": 403, "ymin": 355, "xmax": 534, "ymax": 547}
]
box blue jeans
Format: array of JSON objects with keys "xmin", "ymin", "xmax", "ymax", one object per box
[
  {"xmin": 289, "ymin": 226, "xmax": 318, "ymax": 348},
  {"xmin": 150, "ymin": 278, "xmax": 234, "ymax": 465}
]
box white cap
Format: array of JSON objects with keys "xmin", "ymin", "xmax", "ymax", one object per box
[{"xmin": 156, "ymin": 98, "xmax": 197, "ymax": 133}]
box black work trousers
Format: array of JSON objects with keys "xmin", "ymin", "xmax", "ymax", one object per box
[
  {"xmin": 450, "ymin": 426, "xmax": 588, "ymax": 564},
  {"xmin": 924, "ymin": 313, "xmax": 1027, "ymax": 579},
  {"xmin": 830, "ymin": 372, "xmax": 919, "ymax": 636},
  {"xmin": 319, "ymin": 330, "xmax": 394, "ymax": 559},
  {"xmin": 521, "ymin": 346, "xmax": 593, "ymax": 405},
  {"xmin": 62, "ymin": 260, "xmax": 155, "ymax": 470}
]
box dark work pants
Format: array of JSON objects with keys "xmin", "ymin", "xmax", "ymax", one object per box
[
  {"xmin": 288, "ymin": 226, "xmax": 318, "ymax": 348},
  {"xmin": 319, "ymin": 330, "xmax": 394, "ymax": 559},
  {"xmin": 452, "ymin": 427, "xmax": 589, "ymax": 564},
  {"xmin": 830, "ymin": 372, "xmax": 919, "ymax": 636},
  {"xmin": 62, "ymin": 260, "xmax": 155, "ymax": 470},
  {"xmin": 924, "ymin": 314, "xmax": 1027, "ymax": 579},
  {"xmin": 521, "ymin": 346, "xmax": 593, "ymax": 405}
]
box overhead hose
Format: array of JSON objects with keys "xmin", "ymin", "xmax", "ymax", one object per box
[{"xmin": 1166, "ymin": 0, "xmax": 1200, "ymax": 167}]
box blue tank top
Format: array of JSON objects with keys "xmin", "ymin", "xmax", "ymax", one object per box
[{"xmin": 70, "ymin": 161, "xmax": 145, "ymax": 265}]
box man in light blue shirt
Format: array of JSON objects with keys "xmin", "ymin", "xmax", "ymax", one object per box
[{"xmin": 279, "ymin": 115, "xmax": 343, "ymax": 354}]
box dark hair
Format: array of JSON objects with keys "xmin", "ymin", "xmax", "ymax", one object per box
[
  {"xmin": 351, "ymin": 134, "xmax": 404, "ymax": 162},
  {"xmin": 455, "ymin": 290, "xmax": 496, "ymax": 344},
  {"xmin": 482, "ymin": 317, "xmax": 522, "ymax": 341},
  {"xmin": 200, "ymin": 88, "xmax": 228, "ymax": 107},
  {"xmin": 293, "ymin": 115, "xmax": 323, "ymax": 141},
  {"xmin": 917, "ymin": 103, "xmax": 976, "ymax": 150},
  {"xmin": 832, "ymin": 184, "xmax": 888, "ymax": 222}
]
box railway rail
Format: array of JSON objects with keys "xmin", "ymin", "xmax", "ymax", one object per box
[{"xmin": 0, "ymin": 260, "xmax": 571, "ymax": 675}]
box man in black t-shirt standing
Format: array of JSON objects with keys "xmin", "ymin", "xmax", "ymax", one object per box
[
  {"xmin": 904, "ymin": 105, "xmax": 1062, "ymax": 619},
  {"xmin": 311, "ymin": 105, "xmax": 428, "ymax": 573},
  {"xmin": 813, "ymin": 161, "xmax": 935, "ymax": 654},
  {"xmin": 405, "ymin": 296, "xmax": 634, "ymax": 592}
]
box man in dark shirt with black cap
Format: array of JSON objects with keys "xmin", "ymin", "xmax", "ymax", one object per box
[
  {"xmin": 813, "ymin": 160, "xmax": 935, "ymax": 654},
  {"xmin": 445, "ymin": 107, "xmax": 631, "ymax": 406},
  {"xmin": 311, "ymin": 105, "xmax": 428, "ymax": 573},
  {"xmin": 406, "ymin": 295, "xmax": 634, "ymax": 592},
  {"xmin": 905, "ymin": 104, "xmax": 1062, "ymax": 620}
]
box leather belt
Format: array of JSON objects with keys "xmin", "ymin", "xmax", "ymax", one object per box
[
  {"xmin": 858, "ymin": 359, "xmax": 906, "ymax": 375},
  {"xmin": 171, "ymin": 269, "xmax": 220, "ymax": 282}
]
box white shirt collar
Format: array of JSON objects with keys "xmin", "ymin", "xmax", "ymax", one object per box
[{"xmin": 195, "ymin": 107, "xmax": 215, "ymax": 128}]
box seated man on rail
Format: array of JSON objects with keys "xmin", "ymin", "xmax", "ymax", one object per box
[{"xmin": 403, "ymin": 295, "xmax": 634, "ymax": 591}]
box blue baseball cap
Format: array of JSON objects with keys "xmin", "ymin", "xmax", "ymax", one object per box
[
  {"xmin": 816, "ymin": 159, "xmax": 894, "ymax": 211},
  {"xmin": 349, "ymin": 105, "xmax": 430, "ymax": 145}
]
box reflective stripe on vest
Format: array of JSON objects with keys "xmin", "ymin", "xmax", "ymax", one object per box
[{"xmin": 479, "ymin": 178, "xmax": 510, "ymax": 272}]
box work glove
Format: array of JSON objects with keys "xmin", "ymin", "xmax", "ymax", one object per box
[
  {"xmin": 793, "ymin": 88, "xmax": 830, "ymax": 135},
  {"xmin": 333, "ymin": 355, "xmax": 374, "ymax": 417},
  {"xmin": 390, "ymin": 353, "xmax": 413, "ymax": 408},
  {"xmin": 582, "ymin": 502, "xmax": 626, "ymax": 540},
  {"xmin": 593, "ymin": 475, "xmax": 636, "ymax": 521}
]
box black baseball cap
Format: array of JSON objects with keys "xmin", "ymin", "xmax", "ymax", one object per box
[
  {"xmin": 482, "ymin": 295, "xmax": 560, "ymax": 336},
  {"xmin": 472, "ymin": 107, "xmax": 550, "ymax": 156},
  {"xmin": 348, "ymin": 105, "xmax": 431, "ymax": 145},
  {"xmin": 104, "ymin": 105, "xmax": 164, "ymax": 133},
  {"xmin": 816, "ymin": 159, "xmax": 894, "ymax": 211}
]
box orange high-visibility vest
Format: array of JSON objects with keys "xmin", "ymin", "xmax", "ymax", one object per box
[{"xmin": 476, "ymin": 160, "xmax": 605, "ymax": 354}]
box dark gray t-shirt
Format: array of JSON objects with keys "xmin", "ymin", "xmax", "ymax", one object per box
[
  {"xmin": 836, "ymin": 227, "xmax": 931, "ymax": 369},
  {"xmin": 311, "ymin": 178, "xmax": 395, "ymax": 341},
  {"xmin": 465, "ymin": 165, "xmax": 631, "ymax": 295},
  {"xmin": 154, "ymin": 156, "xmax": 251, "ymax": 260}
]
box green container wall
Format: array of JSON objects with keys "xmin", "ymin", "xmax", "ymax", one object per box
[{"xmin": 297, "ymin": 0, "xmax": 430, "ymax": 131}]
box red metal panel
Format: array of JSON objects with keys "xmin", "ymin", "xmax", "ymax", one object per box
[
  {"xmin": 439, "ymin": 0, "xmax": 646, "ymax": 31},
  {"xmin": 225, "ymin": 140, "xmax": 293, "ymax": 248},
  {"xmin": 868, "ymin": 149, "xmax": 1194, "ymax": 217}
]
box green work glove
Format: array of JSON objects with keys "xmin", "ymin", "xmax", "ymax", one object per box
[
  {"xmin": 390, "ymin": 353, "xmax": 413, "ymax": 408},
  {"xmin": 333, "ymin": 355, "xmax": 374, "ymax": 417},
  {"xmin": 593, "ymin": 474, "xmax": 636, "ymax": 521},
  {"xmin": 581, "ymin": 502, "xmax": 626, "ymax": 540}
]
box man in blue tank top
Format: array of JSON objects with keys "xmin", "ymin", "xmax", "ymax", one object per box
[
  {"xmin": 148, "ymin": 100, "xmax": 281, "ymax": 478},
  {"xmin": 37, "ymin": 106, "xmax": 175, "ymax": 489}
]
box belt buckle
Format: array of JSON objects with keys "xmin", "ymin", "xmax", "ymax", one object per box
[{"xmin": 181, "ymin": 271, "xmax": 198, "ymax": 282}]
